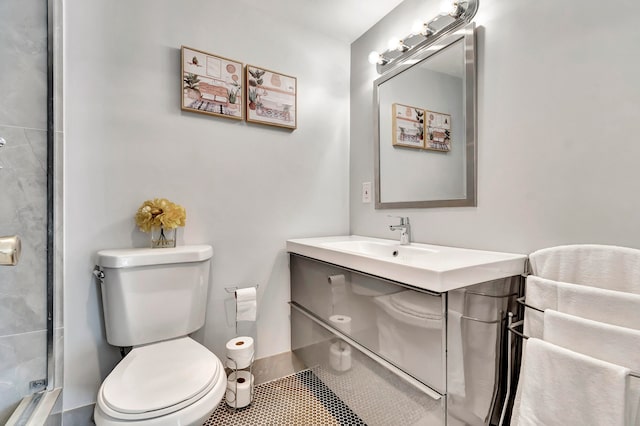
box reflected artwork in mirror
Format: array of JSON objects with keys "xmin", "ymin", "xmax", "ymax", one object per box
[{"xmin": 374, "ymin": 23, "xmax": 476, "ymax": 209}]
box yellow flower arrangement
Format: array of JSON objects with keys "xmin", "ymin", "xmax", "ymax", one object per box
[{"xmin": 135, "ymin": 198, "xmax": 186, "ymax": 233}]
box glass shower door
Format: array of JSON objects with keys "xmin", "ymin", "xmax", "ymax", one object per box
[{"xmin": 0, "ymin": 0, "xmax": 50, "ymax": 422}]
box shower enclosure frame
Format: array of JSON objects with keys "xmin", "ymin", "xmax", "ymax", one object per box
[
  {"xmin": 45, "ymin": 0, "xmax": 59, "ymax": 393},
  {"xmin": 1, "ymin": 0, "xmax": 61, "ymax": 421}
]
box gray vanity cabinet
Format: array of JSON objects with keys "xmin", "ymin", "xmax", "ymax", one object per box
[{"xmin": 290, "ymin": 253, "xmax": 521, "ymax": 426}]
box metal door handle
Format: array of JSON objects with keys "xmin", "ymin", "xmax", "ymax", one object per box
[{"xmin": 0, "ymin": 235, "xmax": 21, "ymax": 266}]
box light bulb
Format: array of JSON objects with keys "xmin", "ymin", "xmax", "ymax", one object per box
[
  {"xmin": 440, "ymin": 0, "xmax": 465, "ymax": 17},
  {"xmin": 411, "ymin": 20, "xmax": 426, "ymax": 35},
  {"xmin": 412, "ymin": 20, "xmax": 434, "ymax": 37},
  {"xmin": 440, "ymin": 0, "xmax": 462, "ymax": 18},
  {"xmin": 440, "ymin": 0, "xmax": 456, "ymax": 14},
  {"xmin": 387, "ymin": 36, "xmax": 402, "ymax": 51},
  {"xmin": 368, "ymin": 51, "xmax": 381, "ymax": 64}
]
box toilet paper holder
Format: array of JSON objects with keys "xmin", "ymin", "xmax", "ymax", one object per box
[
  {"xmin": 224, "ymin": 284, "xmax": 259, "ymax": 293},
  {"xmin": 225, "ymin": 338, "xmax": 255, "ymax": 412},
  {"xmin": 225, "ymin": 284, "xmax": 259, "ymax": 334}
]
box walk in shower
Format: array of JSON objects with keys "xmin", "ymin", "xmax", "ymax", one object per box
[{"xmin": 0, "ymin": 0, "xmax": 62, "ymax": 422}]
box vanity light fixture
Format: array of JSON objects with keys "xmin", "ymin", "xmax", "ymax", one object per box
[{"xmin": 369, "ymin": 0, "xmax": 478, "ymax": 74}]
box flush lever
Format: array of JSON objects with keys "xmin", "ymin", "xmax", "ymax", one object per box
[{"xmin": 0, "ymin": 235, "xmax": 21, "ymax": 266}]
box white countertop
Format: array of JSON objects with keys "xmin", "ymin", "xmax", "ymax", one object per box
[{"xmin": 287, "ymin": 235, "xmax": 527, "ymax": 292}]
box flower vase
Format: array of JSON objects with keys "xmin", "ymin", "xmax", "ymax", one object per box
[{"xmin": 151, "ymin": 227, "xmax": 177, "ymax": 248}]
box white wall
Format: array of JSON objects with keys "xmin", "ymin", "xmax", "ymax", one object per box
[
  {"xmin": 64, "ymin": 0, "xmax": 350, "ymax": 411},
  {"xmin": 351, "ymin": 0, "xmax": 640, "ymax": 253}
]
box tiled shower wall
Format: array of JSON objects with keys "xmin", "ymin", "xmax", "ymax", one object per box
[{"xmin": 0, "ymin": 0, "xmax": 60, "ymax": 422}]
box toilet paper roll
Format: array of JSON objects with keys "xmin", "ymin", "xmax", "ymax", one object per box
[
  {"xmin": 226, "ymin": 336, "xmax": 255, "ymax": 369},
  {"xmin": 329, "ymin": 340, "xmax": 352, "ymax": 372},
  {"xmin": 235, "ymin": 287, "xmax": 257, "ymax": 322},
  {"xmin": 226, "ymin": 371, "xmax": 254, "ymax": 408},
  {"xmin": 329, "ymin": 314, "xmax": 352, "ymax": 335}
]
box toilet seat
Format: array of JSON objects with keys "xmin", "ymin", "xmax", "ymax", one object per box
[{"xmin": 97, "ymin": 337, "xmax": 223, "ymax": 421}]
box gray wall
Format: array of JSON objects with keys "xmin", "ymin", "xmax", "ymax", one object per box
[
  {"xmin": 0, "ymin": 0, "xmax": 49, "ymax": 422},
  {"xmin": 63, "ymin": 0, "xmax": 350, "ymax": 412},
  {"xmin": 351, "ymin": 0, "xmax": 640, "ymax": 253}
]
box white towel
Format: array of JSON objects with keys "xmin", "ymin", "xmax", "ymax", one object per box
[
  {"xmin": 523, "ymin": 275, "xmax": 557, "ymax": 339},
  {"xmin": 525, "ymin": 275, "xmax": 640, "ymax": 332},
  {"xmin": 529, "ymin": 244, "xmax": 640, "ymax": 293},
  {"xmin": 518, "ymin": 338, "xmax": 630, "ymax": 426},
  {"xmin": 516, "ymin": 276, "xmax": 640, "ymax": 425},
  {"xmin": 543, "ymin": 310, "xmax": 640, "ymax": 425}
]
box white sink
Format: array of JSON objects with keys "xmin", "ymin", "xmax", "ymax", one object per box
[
  {"xmin": 322, "ymin": 240, "xmax": 439, "ymax": 263},
  {"xmin": 286, "ymin": 235, "xmax": 527, "ymax": 292}
]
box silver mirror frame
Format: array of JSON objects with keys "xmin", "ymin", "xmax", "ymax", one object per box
[{"xmin": 374, "ymin": 22, "xmax": 477, "ymax": 209}]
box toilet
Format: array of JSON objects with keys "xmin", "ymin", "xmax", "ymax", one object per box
[{"xmin": 93, "ymin": 245, "xmax": 226, "ymax": 426}]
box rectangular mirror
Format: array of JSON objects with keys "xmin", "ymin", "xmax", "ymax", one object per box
[{"xmin": 374, "ymin": 23, "xmax": 476, "ymax": 209}]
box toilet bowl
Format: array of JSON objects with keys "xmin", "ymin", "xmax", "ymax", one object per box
[
  {"xmin": 93, "ymin": 246, "xmax": 225, "ymax": 425},
  {"xmin": 94, "ymin": 337, "xmax": 226, "ymax": 425}
]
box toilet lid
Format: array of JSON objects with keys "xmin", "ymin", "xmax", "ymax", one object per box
[{"xmin": 101, "ymin": 337, "xmax": 221, "ymax": 415}]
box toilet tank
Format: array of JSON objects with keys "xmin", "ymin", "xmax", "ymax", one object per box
[{"xmin": 96, "ymin": 245, "xmax": 213, "ymax": 347}]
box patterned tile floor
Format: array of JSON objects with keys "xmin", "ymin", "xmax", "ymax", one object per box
[
  {"xmin": 312, "ymin": 360, "xmax": 442, "ymax": 425},
  {"xmin": 204, "ymin": 370, "xmax": 365, "ymax": 425}
]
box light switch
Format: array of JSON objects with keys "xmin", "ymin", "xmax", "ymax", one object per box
[{"xmin": 362, "ymin": 182, "xmax": 372, "ymax": 203}]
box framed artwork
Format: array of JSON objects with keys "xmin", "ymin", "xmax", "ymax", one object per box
[
  {"xmin": 425, "ymin": 110, "xmax": 452, "ymax": 151},
  {"xmin": 392, "ymin": 103, "xmax": 425, "ymax": 148},
  {"xmin": 181, "ymin": 46, "xmax": 243, "ymax": 120},
  {"xmin": 245, "ymin": 65, "xmax": 297, "ymax": 129}
]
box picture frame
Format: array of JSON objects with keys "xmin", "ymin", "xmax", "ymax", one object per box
[
  {"xmin": 245, "ymin": 65, "xmax": 297, "ymax": 130},
  {"xmin": 425, "ymin": 110, "xmax": 452, "ymax": 152},
  {"xmin": 181, "ymin": 46, "xmax": 243, "ymax": 120},
  {"xmin": 392, "ymin": 103, "xmax": 425, "ymax": 148}
]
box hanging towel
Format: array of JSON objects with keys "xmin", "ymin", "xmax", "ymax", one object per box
[
  {"xmin": 543, "ymin": 309, "xmax": 640, "ymax": 425},
  {"xmin": 523, "ymin": 275, "xmax": 557, "ymax": 339},
  {"xmin": 557, "ymin": 282, "xmax": 640, "ymax": 331},
  {"xmin": 525, "ymin": 275, "xmax": 640, "ymax": 332},
  {"xmin": 518, "ymin": 338, "xmax": 630, "ymax": 426},
  {"xmin": 529, "ymin": 244, "xmax": 640, "ymax": 293}
]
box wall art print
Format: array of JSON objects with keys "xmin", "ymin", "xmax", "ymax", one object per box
[
  {"xmin": 181, "ymin": 46, "xmax": 243, "ymax": 120},
  {"xmin": 392, "ymin": 103, "xmax": 425, "ymax": 148},
  {"xmin": 425, "ymin": 110, "xmax": 452, "ymax": 152},
  {"xmin": 245, "ymin": 65, "xmax": 297, "ymax": 130}
]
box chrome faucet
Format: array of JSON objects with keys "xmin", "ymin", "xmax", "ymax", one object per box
[{"xmin": 388, "ymin": 216, "xmax": 411, "ymax": 245}]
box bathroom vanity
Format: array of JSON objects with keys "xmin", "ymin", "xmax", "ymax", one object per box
[{"xmin": 287, "ymin": 236, "xmax": 526, "ymax": 426}]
